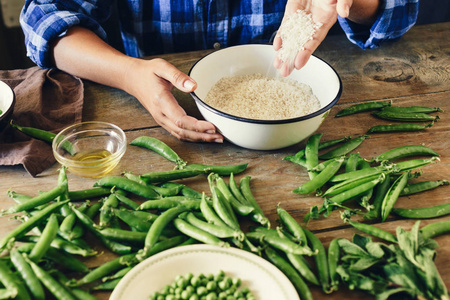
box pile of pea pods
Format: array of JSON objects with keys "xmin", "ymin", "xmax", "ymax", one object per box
[{"xmin": 0, "ymin": 129, "xmax": 448, "ymax": 299}]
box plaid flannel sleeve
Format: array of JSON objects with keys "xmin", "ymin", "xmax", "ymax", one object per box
[
  {"xmin": 20, "ymin": 0, "xmax": 111, "ymax": 68},
  {"xmin": 338, "ymin": 0, "xmax": 419, "ymax": 49}
]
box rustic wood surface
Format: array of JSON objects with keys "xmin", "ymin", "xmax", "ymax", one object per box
[{"xmin": 0, "ymin": 22, "xmax": 449, "ymax": 299}]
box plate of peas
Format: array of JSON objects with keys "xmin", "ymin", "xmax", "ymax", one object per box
[{"xmin": 111, "ymin": 244, "xmax": 299, "ymax": 300}]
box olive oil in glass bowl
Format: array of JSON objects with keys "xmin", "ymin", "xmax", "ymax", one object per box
[{"xmin": 52, "ymin": 121, "xmax": 127, "ymax": 178}]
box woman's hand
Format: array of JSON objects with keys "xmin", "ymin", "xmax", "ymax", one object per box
[
  {"xmin": 53, "ymin": 26, "xmax": 223, "ymax": 143},
  {"xmin": 125, "ymin": 58, "xmax": 224, "ymax": 143},
  {"xmin": 274, "ymin": 0, "xmax": 380, "ymax": 76}
]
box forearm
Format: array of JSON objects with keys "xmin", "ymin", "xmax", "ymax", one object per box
[{"xmin": 51, "ymin": 26, "xmax": 136, "ymax": 93}]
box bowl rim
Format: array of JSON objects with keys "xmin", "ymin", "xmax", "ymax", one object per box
[
  {"xmin": 0, "ymin": 80, "xmax": 15, "ymax": 120},
  {"xmin": 188, "ymin": 44, "xmax": 342, "ymax": 124},
  {"xmin": 52, "ymin": 121, "xmax": 127, "ymax": 165}
]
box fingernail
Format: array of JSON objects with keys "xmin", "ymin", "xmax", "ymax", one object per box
[
  {"xmin": 206, "ymin": 130, "xmax": 216, "ymax": 134},
  {"xmin": 214, "ymin": 138, "xmax": 223, "ymax": 143},
  {"xmin": 184, "ymin": 80, "xmax": 195, "ymax": 90}
]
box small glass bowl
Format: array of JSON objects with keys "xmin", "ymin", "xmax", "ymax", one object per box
[{"xmin": 52, "ymin": 121, "xmax": 127, "ymax": 178}]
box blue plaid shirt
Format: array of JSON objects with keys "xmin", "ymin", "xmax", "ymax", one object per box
[{"xmin": 20, "ymin": 0, "xmax": 418, "ymax": 69}]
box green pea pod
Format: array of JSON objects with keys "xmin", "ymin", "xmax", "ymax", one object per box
[
  {"xmin": 140, "ymin": 168, "xmax": 205, "ymax": 183},
  {"xmin": 303, "ymin": 228, "xmax": 331, "ymax": 294},
  {"xmin": 263, "ymin": 247, "xmax": 313, "ymax": 300},
  {"xmin": 74, "ymin": 253, "xmax": 136, "ymax": 287},
  {"xmin": 94, "ymin": 176, "xmax": 159, "ymax": 199},
  {"xmin": 420, "ymin": 220, "xmax": 450, "ymax": 240},
  {"xmin": 319, "ymin": 135, "xmax": 368, "ymax": 160},
  {"xmin": 139, "ymin": 197, "xmax": 201, "ymax": 210},
  {"xmin": 184, "ymin": 212, "xmax": 244, "ymax": 240},
  {"xmin": 67, "ymin": 187, "xmax": 111, "ymax": 201},
  {"xmin": 327, "ymin": 238, "xmax": 341, "ymax": 292},
  {"xmin": 99, "ymin": 193, "xmax": 119, "ymax": 228},
  {"xmin": 0, "ymin": 200, "xmax": 69, "ymax": 252},
  {"xmin": 29, "ymin": 213, "xmax": 59, "ymax": 262},
  {"xmin": 294, "ymin": 156, "xmax": 345, "ymax": 195},
  {"xmin": 347, "ymin": 220, "xmax": 397, "ymax": 243},
  {"xmin": 372, "ymin": 111, "xmax": 439, "ymax": 122},
  {"xmin": 305, "ymin": 133, "xmax": 323, "ymax": 179},
  {"xmin": 380, "ymin": 105, "xmax": 443, "ymax": 113},
  {"xmin": 335, "ymin": 101, "xmax": 391, "ymax": 117},
  {"xmin": 130, "ymin": 136, "xmax": 186, "ymax": 166},
  {"xmin": 138, "ymin": 205, "xmax": 189, "ymax": 260},
  {"xmin": 112, "ymin": 208, "xmax": 158, "ymax": 232},
  {"xmin": 10, "ymin": 121, "xmax": 75, "ymax": 155},
  {"xmin": 184, "ymin": 163, "xmax": 248, "ymax": 176},
  {"xmin": 374, "ymin": 145, "xmax": 439, "ymax": 162},
  {"xmin": 392, "ymin": 202, "xmax": 450, "ymax": 219},
  {"xmin": 367, "ymin": 122, "xmax": 434, "ymax": 133},
  {"xmin": 70, "ymin": 205, "xmax": 133, "ymax": 255},
  {"xmin": 239, "ymin": 176, "xmax": 270, "ymax": 228},
  {"xmin": 400, "ymin": 179, "xmax": 449, "ymax": 196},
  {"xmin": 214, "ymin": 175, "xmax": 254, "ymax": 216},
  {"xmin": 247, "ymin": 229, "xmax": 316, "ymax": 256},
  {"xmin": 1, "ymin": 182, "xmax": 67, "ymax": 215},
  {"xmin": 328, "ymin": 174, "xmax": 385, "ymax": 205},
  {"xmin": 380, "ymin": 171, "xmax": 410, "ymax": 222},
  {"xmin": 276, "ymin": 205, "xmax": 307, "ymax": 245},
  {"xmin": 26, "ymin": 255, "xmax": 77, "ymax": 300},
  {"xmin": 0, "ymin": 260, "xmax": 30, "ymax": 300},
  {"xmin": 173, "ymin": 218, "xmax": 229, "ymax": 247},
  {"xmin": 10, "ymin": 249, "xmax": 45, "ymax": 300}
]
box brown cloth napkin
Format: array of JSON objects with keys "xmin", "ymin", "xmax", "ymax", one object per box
[{"xmin": 0, "ymin": 67, "xmax": 84, "ymax": 177}]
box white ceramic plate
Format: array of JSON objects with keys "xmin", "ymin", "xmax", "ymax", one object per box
[{"xmin": 110, "ymin": 244, "xmax": 300, "ymax": 300}]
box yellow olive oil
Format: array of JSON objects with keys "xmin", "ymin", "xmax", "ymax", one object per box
[{"xmin": 70, "ymin": 149, "xmax": 118, "ymax": 178}]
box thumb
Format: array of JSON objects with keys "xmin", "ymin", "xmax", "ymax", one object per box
[
  {"xmin": 336, "ymin": 0, "xmax": 352, "ymax": 18},
  {"xmin": 155, "ymin": 60, "xmax": 198, "ymax": 92}
]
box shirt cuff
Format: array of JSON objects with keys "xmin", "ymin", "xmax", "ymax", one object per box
[{"xmin": 338, "ymin": 0, "xmax": 419, "ymax": 50}]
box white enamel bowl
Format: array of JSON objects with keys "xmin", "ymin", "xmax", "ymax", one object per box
[
  {"xmin": 189, "ymin": 44, "xmax": 342, "ymax": 150},
  {"xmin": 0, "ymin": 80, "xmax": 15, "ymax": 133}
]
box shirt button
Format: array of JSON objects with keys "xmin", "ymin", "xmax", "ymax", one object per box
[{"xmin": 213, "ymin": 42, "xmax": 221, "ymax": 50}]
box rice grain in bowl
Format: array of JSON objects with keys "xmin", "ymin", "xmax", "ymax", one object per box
[{"xmin": 189, "ymin": 44, "xmax": 342, "ymax": 150}]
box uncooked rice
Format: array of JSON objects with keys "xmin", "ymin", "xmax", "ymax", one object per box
[
  {"xmin": 204, "ymin": 73, "xmax": 321, "ymax": 120},
  {"xmin": 277, "ymin": 10, "xmax": 322, "ymax": 64}
]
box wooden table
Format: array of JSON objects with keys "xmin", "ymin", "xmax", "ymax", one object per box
[{"xmin": 1, "ymin": 22, "xmax": 449, "ymax": 299}]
